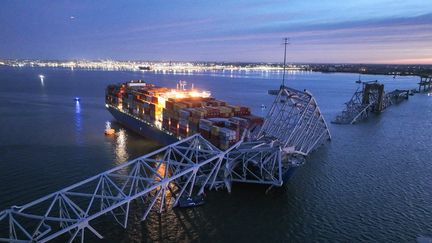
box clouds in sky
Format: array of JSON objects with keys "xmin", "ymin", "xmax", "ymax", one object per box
[{"xmin": 0, "ymin": 0, "xmax": 431, "ymax": 63}]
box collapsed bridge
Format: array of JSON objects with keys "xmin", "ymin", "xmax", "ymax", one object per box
[
  {"xmin": 333, "ymin": 81, "xmax": 413, "ymax": 124},
  {"xmin": 0, "ymin": 85, "xmax": 331, "ymax": 242}
]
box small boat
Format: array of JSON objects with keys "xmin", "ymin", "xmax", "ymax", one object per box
[
  {"xmin": 178, "ymin": 195, "xmax": 205, "ymax": 208},
  {"xmin": 74, "ymin": 97, "xmax": 81, "ymax": 102},
  {"xmin": 105, "ymin": 128, "xmax": 115, "ymax": 135},
  {"xmin": 138, "ymin": 66, "xmax": 151, "ymax": 71},
  {"xmin": 104, "ymin": 121, "xmax": 115, "ymax": 136}
]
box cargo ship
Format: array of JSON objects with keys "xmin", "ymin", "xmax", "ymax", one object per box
[{"xmin": 105, "ymin": 80, "xmax": 263, "ymax": 149}]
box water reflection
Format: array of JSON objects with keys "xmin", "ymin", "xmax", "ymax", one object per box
[
  {"xmin": 136, "ymin": 197, "xmax": 213, "ymax": 242},
  {"xmin": 74, "ymin": 100, "xmax": 83, "ymax": 145},
  {"xmin": 38, "ymin": 74, "xmax": 45, "ymax": 86},
  {"xmin": 156, "ymin": 162, "xmax": 166, "ymax": 181},
  {"xmin": 115, "ymin": 129, "xmax": 129, "ymax": 163}
]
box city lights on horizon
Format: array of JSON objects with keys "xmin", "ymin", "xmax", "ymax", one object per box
[{"xmin": 0, "ymin": 59, "xmax": 308, "ymax": 72}]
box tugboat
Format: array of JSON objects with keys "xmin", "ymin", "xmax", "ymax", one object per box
[{"xmin": 104, "ymin": 121, "xmax": 115, "ymax": 136}]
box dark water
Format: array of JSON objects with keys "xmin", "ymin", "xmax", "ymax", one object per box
[{"xmin": 0, "ymin": 66, "xmax": 431, "ymax": 242}]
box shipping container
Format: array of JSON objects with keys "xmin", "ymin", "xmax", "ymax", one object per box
[{"xmin": 106, "ymin": 80, "xmax": 262, "ymax": 149}]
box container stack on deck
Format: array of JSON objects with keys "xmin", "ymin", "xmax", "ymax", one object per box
[
  {"xmin": 106, "ymin": 80, "xmax": 264, "ymax": 150},
  {"xmin": 106, "ymin": 84, "xmax": 126, "ymax": 109},
  {"xmin": 107, "ymin": 82, "xmax": 169, "ymax": 124}
]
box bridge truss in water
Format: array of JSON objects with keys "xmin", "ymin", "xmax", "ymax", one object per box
[
  {"xmin": 332, "ymin": 81, "xmax": 412, "ymax": 125},
  {"xmin": 0, "ymin": 86, "xmax": 331, "ymax": 242}
]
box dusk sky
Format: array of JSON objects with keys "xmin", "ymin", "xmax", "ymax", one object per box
[{"xmin": 1, "ymin": 0, "xmax": 431, "ymax": 64}]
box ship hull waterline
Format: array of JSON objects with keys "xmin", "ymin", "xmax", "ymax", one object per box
[{"xmin": 107, "ymin": 106, "xmax": 178, "ymax": 146}]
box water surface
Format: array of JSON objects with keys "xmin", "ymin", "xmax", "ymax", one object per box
[{"xmin": 0, "ymin": 66, "xmax": 430, "ymax": 242}]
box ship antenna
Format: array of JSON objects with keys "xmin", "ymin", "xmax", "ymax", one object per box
[{"xmin": 282, "ymin": 37, "xmax": 290, "ymax": 87}]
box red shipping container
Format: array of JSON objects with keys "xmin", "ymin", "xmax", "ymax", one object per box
[{"xmin": 152, "ymin": 96, "xmax": 158, "ymax": 103}]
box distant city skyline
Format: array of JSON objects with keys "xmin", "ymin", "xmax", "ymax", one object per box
[{"xmin": 1, "ymin": 0, "xmax": 431, "ymax": 64}]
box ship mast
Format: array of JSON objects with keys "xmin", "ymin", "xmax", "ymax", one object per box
[{"xmin": 282, "ymin": 37, "xmax": 290, "ymax": 87}]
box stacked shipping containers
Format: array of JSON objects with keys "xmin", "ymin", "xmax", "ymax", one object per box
[
  {"xmin": 162, "ymin": 96, "xmax": 263, "ymax": 149},
  {"xmin": 106, "ymin": 80, "xmax": 264, "ymax": 150}
]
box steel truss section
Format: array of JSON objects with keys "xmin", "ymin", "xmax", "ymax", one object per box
[
  {"xmin": 0, "ymin": 85, "xmax": 332, "ymax": 243},
  {"xmin": 0, "ymin": 134, "xmax": 233, "ymax": 243},
  {"xmin": 333, "ymin": 88, "xmax": 372, "ymax": 124},
  {"xmin": 258, "ymin": 86, "xmax": 331, "ymax": 155},
  {"xmin": 217, "ymin": 86, "xmax": 331, "ymax": 189},
  {"xmin": 223, "ymin": 142, "xmax": 283, "ymax": 191},
  {"xmin": 333, "ymin": 83, "xmax": 392, "ymax": 124}
]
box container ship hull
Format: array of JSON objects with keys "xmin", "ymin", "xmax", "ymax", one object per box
[
  {"xmin": 107, "ymin": 105, "xmax": 178, "ymax": 145},
  {"xmin": 105, "ymin": 80, "xmax": 263, "ymax": 149}
]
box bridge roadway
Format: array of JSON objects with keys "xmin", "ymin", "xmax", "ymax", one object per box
[{"xmin": 0, "ymin": 86, "xmax": 331, "ymax": 242}]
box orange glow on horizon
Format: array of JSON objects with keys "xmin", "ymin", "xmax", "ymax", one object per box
[{"xmin": 380, "ymin": 58, "xmax": 432, "ymax": 65}]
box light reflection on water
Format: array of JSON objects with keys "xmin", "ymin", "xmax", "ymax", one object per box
[
  {"xmin": 115, "ymin": 129, "xmax": 129, "ymax": 163},
  {"xmin": 74, "ymin": 101, "xmax": 82, "ymax": 145},
  {"xmin": 39, "ymin": 75, "xmax": 44, "ymax": 86}
]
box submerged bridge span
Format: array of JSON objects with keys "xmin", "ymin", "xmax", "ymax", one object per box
[
  {"xmin": 0, "ymin": 134, "xmax": 233, "ymax": 243},
  {"xmin": 0, "ymin": 86, "xmax": 331, "ymax": 242}
]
